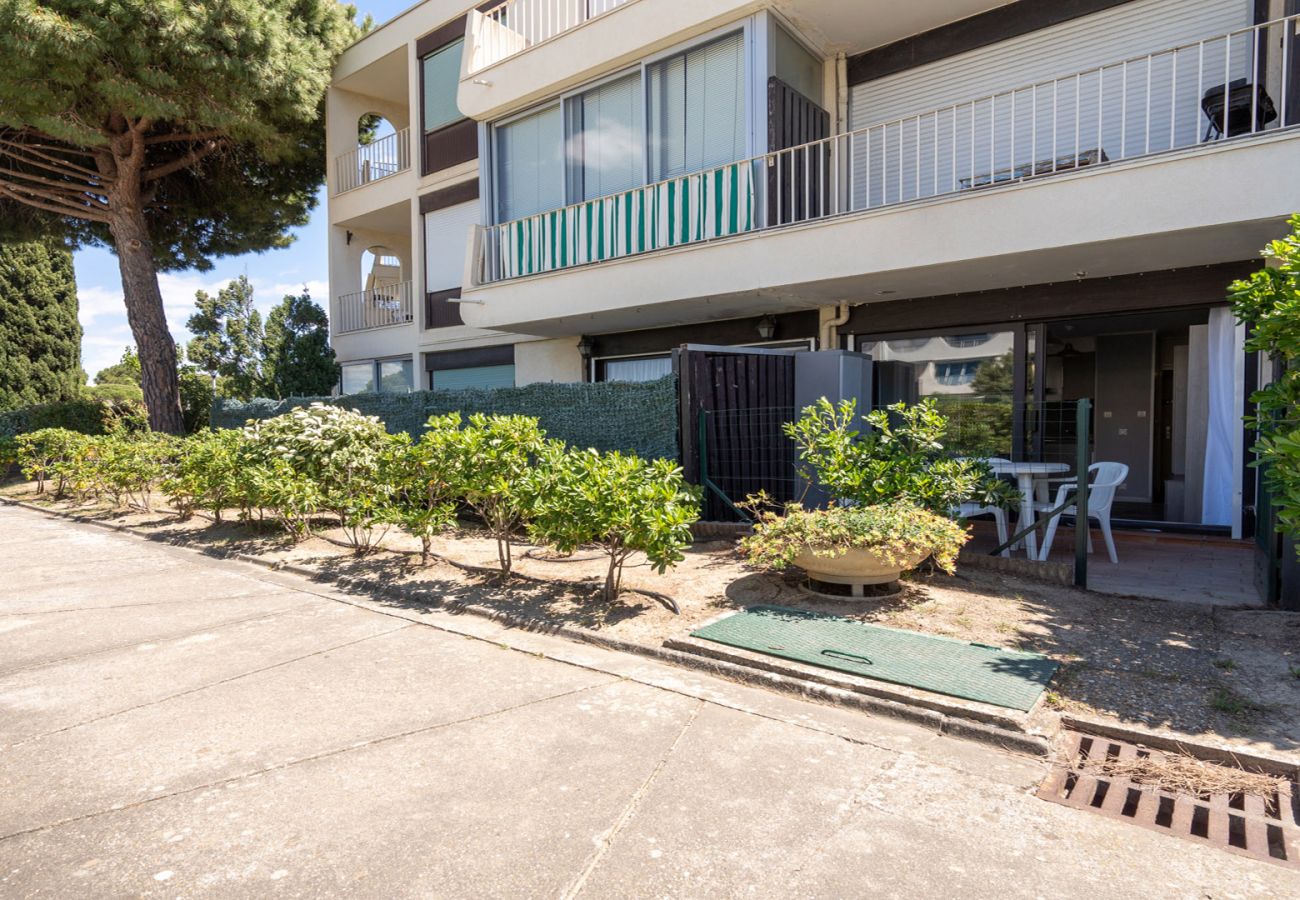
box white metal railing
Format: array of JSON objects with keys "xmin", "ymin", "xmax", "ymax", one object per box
[
  {"xmin": 333, "ymin": 128, "xmax": 411, "ymax": 194},
  {"xmin": 469, "ymin": 0, "xmax": 632, "ymax": 72},
  {"xmin": 477, "ymin": 14, "xmax": 1300, "ymax": 284},
  {"xmin": 335, "ymin": 281, "xmax": 414, "ymax": 333}
]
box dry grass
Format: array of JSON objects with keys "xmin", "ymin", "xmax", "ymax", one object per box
[{"xmin": 1071, "ymin": 744, "xmax": 1287, "ymax": 798}]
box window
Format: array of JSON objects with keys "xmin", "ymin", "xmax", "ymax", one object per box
[
  {"xmin": 944, "ymin": 333, "xmax": 992, "ymax": 349},
  {"xmin": 422, "ymin": 39, "xmax": 465, "ymax": 133},
  {"xmin": 934, "ymin": 361, "xmax": 980, "ymax": 386},
  {"xmin": 431, "ymin": 365, "xmax": 516, "ymax": 391},
  {"xmin": 566, "ymin": 72, "xmax": 643, "ymax": 201},
  {"xmin": 378, "ymin": 358, "xmax": 414, "ymax": 393},
  {"xmin": 773, "ymin": 25, "xmax": 822, "ymax": 104},
  {"xmin": 495, "ymin": 104, "xmax": 564, "ymax": 221},
  {"xmin": 340, "ymin": 362, "xmax": 375, "ymax": 395},
  {"xmin": 646, "ymin": 31, "xmax": 747, "ymax": 181},
  {"xmin": 600, "ymin": 355, "xmax": 672, "ymax": 383}
]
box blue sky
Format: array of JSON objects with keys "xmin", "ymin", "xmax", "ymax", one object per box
[{"xmin": 74, "ymin": 0, "xmax": 414, "ymax": 380}]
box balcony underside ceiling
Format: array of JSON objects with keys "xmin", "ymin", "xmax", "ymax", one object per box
[
  {"xmin": 334, "ymin": 45, "xmax": 408, "ymax": 105},
  {"xmin": 775, "ymin": 0, "xmax": 1016, "ymax": 55},
  {"xmin": 333, "ymin": 198, "xmax": 410, "ymax": 234}
]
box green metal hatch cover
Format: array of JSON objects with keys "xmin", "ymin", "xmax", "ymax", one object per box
[{"xmin": 690, "ymin": 606, "xmax": 1058, "ymax": 712}]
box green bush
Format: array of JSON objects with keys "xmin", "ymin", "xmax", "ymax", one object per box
[
  {"xmin": 528, "ymin": 446, "xmax": 700, "ymax": 602},
  {"xmin": 434, "ymin": 413, "xmax": 547, "ymax": 575},
  {"xmin": 0, "ymin": 397, "xmax": 147, "ymax": 439},
  {"xmin": 1230, "ymin": 215, "xmax": 1300, "ymax": 547},
  {"xmin": 785, "ymin": 398, "xmax": 1014, "ymax": 514},
  {"xmin": 385, "ymin": 413, "xmax": 467, "ymax": 565},
  {"xmin": 163, "ymin": 429, "xmax": 244, "ymax": 521},
  {"xmin": 15, "ymin": 427, "xmax": 86, "ymax": 495},
  {"xmin": 740, "ymin": 502, "xmax": 969, "ymax": 575},
  {"xmin": 244, "ymin": 403, "xmax": 396, "ymax": 551},
  {"xmin": 92, "ymin": 432, "xmax": 177, "ymax": 510}
]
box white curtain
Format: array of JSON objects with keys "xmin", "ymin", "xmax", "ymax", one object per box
[
  {"xmin": 1201, "ymin": 306, "xmax": 1238, "ymax": 526},
  {"xmin": 604, "ymin": 356, "xmax": 672, "ymax": 383}
]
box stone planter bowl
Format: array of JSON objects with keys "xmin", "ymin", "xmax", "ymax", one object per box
[{"xmin": 793, "ymin": 546, "xmax": 929, "ymax": 592}]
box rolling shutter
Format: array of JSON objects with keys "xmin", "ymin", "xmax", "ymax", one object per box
[
  {"xmin": 431, "ymin": 364, "xmax": 517, "ymax": 390},
  {"xmin": 423, "ymin": 199, "xmax": 479, "ymax": 328},
  {"xmin": 850, "ymin": 0, "xmax": 1251, "ymax": 128}
]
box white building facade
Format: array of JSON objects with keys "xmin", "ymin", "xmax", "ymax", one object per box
[{"xmin": 326, "ymin": 0, "xmax": 1300, "ymax": 538}]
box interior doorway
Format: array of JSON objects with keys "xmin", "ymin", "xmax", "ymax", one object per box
[{"xmin": 1042, "ymin": 308, "xmax": 1236, "ymax": 529}]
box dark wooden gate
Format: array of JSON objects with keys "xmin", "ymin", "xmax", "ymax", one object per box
[
  {"xmin": 676, "ymin": 345, "xmax": 799, "ymax": 521},
  {"xmin": 767, "ymin": 76, "xmax": 831, "ymax": 226}
]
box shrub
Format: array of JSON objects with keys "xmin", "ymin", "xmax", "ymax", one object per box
[
  {"xmin": 785, "ymin": 398, "xmax": 1012, "ymax": 514},
  {"xmin": 244, "ymin": 403, "xmax": 396, "ymax": 551},
  {"xmin": 16, "ymin": 427, "xmax": 87, "ymax": 495},
  {"xmin": 0, "ymin": 398, "xmax": 146, "ymax": 439},
  {"xmin": 528, "ymin": 447, "xmax": 701, "ymax": 602},
  {"xmin": 1230, "ymin": 215, "xmax": 1300, "ymax": 548},
  {"xmin": 163, "ymin": 429, "xmax": 244, "ymax": 521},
  {"xmin": 92, "ymin": 432, "xmax": 177, "ymax": 510},
  {"xmin": 436, "ymin": 413, "xmax": 546, "ymax": 574},
  {"xmin": 740, "ymin": 502, "xmax": 969, "ymax": 575},
  {"xmin": 386, "ymin": 414, "xmax": 467, "ymax": 565}
]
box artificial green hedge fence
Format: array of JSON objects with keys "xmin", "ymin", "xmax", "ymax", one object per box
[{"xmin": 211, "ymin": 376, "xmax": 680, "ymax": 461}]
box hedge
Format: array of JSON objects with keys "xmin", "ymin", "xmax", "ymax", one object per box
[
  {"xmin": 211, "ymin": 376, "xmax": 680, "ymax": 461},
  {"xmin": 0, "ymin": 398, "xmax": 147, "ymax": 439}
]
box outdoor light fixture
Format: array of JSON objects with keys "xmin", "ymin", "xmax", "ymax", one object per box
[
  {"xmin": 576, "ymin": 335, "xmax": 594, "ymax": 358},
  {"xmin": 755, "ymin": 315, "xmax": 777, "ymax": 341}
]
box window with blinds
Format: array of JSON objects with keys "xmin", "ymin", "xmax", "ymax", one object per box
[
  {"xmin": 495, "ymin": 104, "xmax": 564, "ymax": 221},
  {"xmin": 566, "ymin": 72, "xmax": 644, "ymax": 201},
  {"xmin": 646, "ymin": 30, "xmax": 747, "ymax": 181}
]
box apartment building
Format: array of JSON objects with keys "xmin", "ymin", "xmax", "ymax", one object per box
[{"xmin": 325, "ymin": 0, "xmax": 1300, "ymax": 543}]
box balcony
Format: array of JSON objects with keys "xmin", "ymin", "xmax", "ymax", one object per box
[
  {"xmin": 473, "ymin": 13, "xmax": 1299, "ymax": 288},
  {"xmin": 333, "ymin": 128, "xmax": 411, "ymax": 195},
  {"xmin": 467, "ymin": 0, "xmax": 634, "ymax": 73},
  {"xmin": 334, "ymin": 281, "xmax": 414, "ymax": 334}
]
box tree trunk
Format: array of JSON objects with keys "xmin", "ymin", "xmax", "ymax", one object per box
[{"xmin": 108, "ymin": 204, "xmax": 184, "ymax": 434}]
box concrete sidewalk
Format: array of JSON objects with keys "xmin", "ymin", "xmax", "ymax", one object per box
[{"xmin": 0, "ymin": 503, "xmax": 1294, "ymax": 898}]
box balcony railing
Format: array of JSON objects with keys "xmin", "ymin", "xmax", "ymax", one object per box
[
  {"xmin": 468, "ymin": 0, "xmax": 633, "ymax": 72},
  {"xmin": 333, "ymin": 128, "xmax": 411, "ymax": 194},
  {"xmin": 476, "ymin": 13, "xmax": 1300, "ymax": 285},
  {"xmin": 335, "ymin": 281, "xmax": 414, "ymax": 334}
]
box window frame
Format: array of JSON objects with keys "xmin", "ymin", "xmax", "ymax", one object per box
[{"xmin": 486, "ymin": 19, "xmax": 756, "ymax": 226}]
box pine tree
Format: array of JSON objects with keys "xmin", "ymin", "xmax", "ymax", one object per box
[
  {"xmin": 185, "ymin": 276, "xmax": 264, "ymax": 401},
  {"xmin": 0, "ymin": 236, "xmax": 82, "ymax": 411},
  {"xmin": 263, "ymin": 291, "xmax": 339, "ymax": 399},
  {"xmin": 0, "ymin": 1, "xmax": 360, "ymax": 432}
]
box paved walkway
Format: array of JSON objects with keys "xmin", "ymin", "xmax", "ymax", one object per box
[{"xmin": 0, "ymin": 503, "xmax": 1295, "ymax": 898}]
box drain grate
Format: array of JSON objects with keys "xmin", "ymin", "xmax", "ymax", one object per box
[{"xmin": 1037, "ymin": 731, "xmax": 1300, "ymax": 868}]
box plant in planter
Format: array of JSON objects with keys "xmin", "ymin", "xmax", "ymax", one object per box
[
  {"xmin": 741, "ymin": 501, "xmax": 968, "ymax": 582},
  {"xmin": 741, "ymin": 398, "xmax": 1008, "ymax": 589}
]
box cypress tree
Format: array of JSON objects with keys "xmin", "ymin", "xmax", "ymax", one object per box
[{"xmin": 0, "ymin": 237, "xmax": 82, "ymax": 411}]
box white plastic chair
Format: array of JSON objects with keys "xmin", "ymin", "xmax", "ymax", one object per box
[
  {"xmin": 1035, "ymin": 462, "xmax": 1129, "ymax": 563},
  {"xmin": 953, "ymin": 458, "xmax": 1013, "ymax": 558}
]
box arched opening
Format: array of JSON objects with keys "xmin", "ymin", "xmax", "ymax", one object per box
[
  {"xmin": 352, "ymin": 114, "xmax": 405, "ymax": 185},
  {"xmin": 360, "ymin": 244, "xmax": 402, "ymax": 294}
]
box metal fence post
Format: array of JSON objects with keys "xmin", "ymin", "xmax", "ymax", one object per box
[{"xmin": 1075, "ymin": 398, "xmax": 1091, "ymax": 589}]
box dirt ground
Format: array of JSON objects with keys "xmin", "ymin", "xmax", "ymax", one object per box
[{"xmin": 7, "ymin": 479, "xmax": 1300, "ymax": 762}]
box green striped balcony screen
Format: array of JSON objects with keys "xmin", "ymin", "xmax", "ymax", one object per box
[{"xmin": 492, "ymin": 161, "xmax": 756, "ymax": 281}]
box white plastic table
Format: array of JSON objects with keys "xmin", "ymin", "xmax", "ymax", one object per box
[{"xmin": 999, "ymin": 461, "xmax": 1070, "ymax": 559}]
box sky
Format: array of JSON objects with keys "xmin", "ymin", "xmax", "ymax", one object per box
[{"xmin": 73, "ymin": 0, "xmax": 414, "ymax": 380}]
